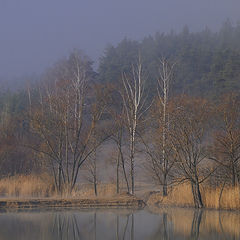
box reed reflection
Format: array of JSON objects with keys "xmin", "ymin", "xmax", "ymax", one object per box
[{"xmin": 147, "ymin": 207, "xmax": 240, "ymax": 240}]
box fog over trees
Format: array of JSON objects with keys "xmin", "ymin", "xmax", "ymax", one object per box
[{"xmin": 0, "ymin": 22, "xmax": 240, "ymax": 208}]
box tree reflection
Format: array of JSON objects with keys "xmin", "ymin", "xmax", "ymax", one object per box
[
  {"xmin": 123, "ymin": 213, "xmax": 130, "ymax": 240},
  {"xmin": 131, "ymin": 214, "xmax": 134, "ymax": 240},
  {"xmin": 0, "ymin": 209, "xmax": 239, "ymax": 239},
  {"xmin": 190, "ymin": 210, "xmax": 203, "ymax": 240},
  {"xmin": 147, "ymin": 209, "xmax": 204, "ymax": 240},
  {"xmin": 218, "ymin": 211, "xmax": 228, "ymax": 240},
  {"xmin": 52, "ymin": 213, "xmax": 82, "ymax": 240},
  {"xmin": 51, "ymin": 211, "xmax": 136, "ymax": 240},
  {"xmin": 147, "ymin": 211, "xmax": 171, "ymax": 240},
  {"xmin": 162, "ymin": 212, "xmax": 168, "ymax": 240}
]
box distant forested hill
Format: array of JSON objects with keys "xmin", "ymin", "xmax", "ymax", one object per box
[{"xmin": 98, "ymin": 20, "xmax": 240, "ymax": 97}]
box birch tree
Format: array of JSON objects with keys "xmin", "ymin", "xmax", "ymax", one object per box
[
  {"xmin": 121, "ymin": 57, "xmax": 148, "ymax": 194},
  {"xmin": 142, "ymin": 59, "xmax": 175, "ymax": 196}
]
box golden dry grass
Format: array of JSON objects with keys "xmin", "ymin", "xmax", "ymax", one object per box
[
  {"xmin": 147, "ymin": 183, "xmax": 240, "ymax": 210},
  {"xmin": 0, "ymin": 174, "xmax": 55, "ymax": 198},
  {"xmin": 203, "ymin": 185, "xmax": 240, "ymax": 210},
  {"xmin": 147, "ymin": 183, "xmax": 194, "ymax": 207},
  {"xmin": 0, "ymin": 175, "xmax": 239, "ymax": 211},
  {"xmin": 0, "ymin": 176, "xmax": 120, "ymax": 199}
]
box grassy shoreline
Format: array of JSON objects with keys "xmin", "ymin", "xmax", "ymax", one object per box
[
  {"xmin": 146, "ymin": 183, "xmax": 240, "ymax": 211},
  {"xmin": 0, "ymin": 175, "xmax": 239, "ymax": 211},
  {"xmin": 0, "ymin": 196, "xmax": 239, "ymax": 211},
  {"xmin": 0, "ymin": 196, "xmax": 145, "ymax": 210}
]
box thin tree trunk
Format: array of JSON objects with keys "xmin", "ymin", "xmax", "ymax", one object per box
[
  {"xmin": 94, "ymin": 152, "xmax": 98, "ymax": 196},
  {"xmin": 163, "ymin": 173, "xmax": 167, "ymax": 197},
  {"xmin": 94, "ymin": 178, "xmax": 97, "ymax": 196},
  {"xmin": 218, "ymin": 180, "xmax": 226, "ymax": 209},
  {"xmin": 119, "ymin": 148, "xmax": 130, "ymax": 193},
  {"xmin": 162, "ymin": 85, "xmax": 167, "ymax": 197},
  {"xmin": 58, "ymin": 165, "xmax": 62, "ymax": 194},
  {"xmin": 130, "ymin": 131, "xmax": 135, "ymax": 194},
  {"xmin": 116, "ymin": 151, "xmax": 120, "ymax": 194},
  {"xmin": 232, "ymin": 164, "xmax": 237, "ymax": 187}
]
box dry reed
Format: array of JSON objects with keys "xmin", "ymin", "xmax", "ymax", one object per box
[
  {"xmin": 147, "ymin": 183, "xmax": 240, "ymax": 210},
  {"xmin": 203, "ymin": 185, "xmax": 240, "ymax": 210},
  {"xmin": 0, "ymin": 174, "xmax": 55, "ymax": 198},
  {"xmin": 0, "ymin": 176, "xmax": 120, "ymax": 199},
  {"xmin": 147, "ymin": 183, "xmax": 194, "ymax": 207}
]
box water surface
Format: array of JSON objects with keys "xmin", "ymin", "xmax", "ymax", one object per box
[{"xmin": 0, "ymin": 207, "xmax": 239, "ymax": 239}]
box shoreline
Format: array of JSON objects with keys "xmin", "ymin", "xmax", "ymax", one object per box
[
  {"xmin": 0, "ymin": 196, "xmax": 146, "ymax": 210},
  {"xmin": 0, "ymin": 197, "xmax": 239, "ymax": 212},
  {"xmin": 147, "ymin": 203, "xmax": 240, "ymax": 213}
]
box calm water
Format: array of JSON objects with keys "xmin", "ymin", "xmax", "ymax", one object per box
[{"xmin": 0, "ymin": 207, "xmax": 239, "ymax": 240}]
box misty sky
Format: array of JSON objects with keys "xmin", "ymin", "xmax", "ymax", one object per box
[{"xmin": 1, "ymin": 0, "xmax": 240, "ymax": 79}]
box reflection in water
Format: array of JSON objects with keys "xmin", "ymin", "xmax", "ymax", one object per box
[
  {"xmin": 163, "ymin": 212, "xmax": 168, "ymax": 240},
  {"xmin": 52, "ymin": 213, "xmax": 82, "ymax": 239},
  {"xmin": 190, "ymin": 210, "xmax": 203, "ymax": 239},
  {"xmin": 0, "ymin": 208, "xmax": 239, "ymax": 240},
  {"xmin": 123, "ymin": 212, "xmax": 130, "ymax": 239},
  {"xmin": 131, "ymin": 214, "xmax": 134, "ymax": 240}
]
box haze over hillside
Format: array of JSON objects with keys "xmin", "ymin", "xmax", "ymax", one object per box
[{"xmin": 0, "ymin": 0, "xmax": 240, "ymax": 83}]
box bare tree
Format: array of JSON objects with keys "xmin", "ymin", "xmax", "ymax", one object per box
[
  {"xmin": 29, "ymin": 50, "xmax": 108, "ymax": 194},
  {"xmin": 109, "ymin": 106, "xmax": 130, "ymax": 193},
  {"xmin": 142, "ymin": 59, "xmax": 175, "ymax": 196},
  {"xmin": 171, "ymin": 96, "xmax": 213, "ymax": 208},
  {"xmin": 120, "ymin": 57, "xmax": 149, "ymax": 194},
  {"xmin": 83, "ymin": 149, "xmax": 98, "ymax": 196},
  {"xmin": 156, "ymin": 59, "xmax": 176, "ymax": 196},
  {"xmin": 210, "ymin": 93, "xmax": 240, "ymax": 186}
]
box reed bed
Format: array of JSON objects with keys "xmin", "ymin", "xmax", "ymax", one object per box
[
  {"xmin": 147, "ymin": 183, "xmax": 194, "ymax": 207},
  {"xmin": 147, "ymin": 183, "xmax": 240, "ymax": 210},
  {"xmin": 203, "ymin": 185, "xmax": 240, "ymax": 210},
  {"xmin": 0, "ymin": 175, "xmax": 239, "ymax": 211},
  {"xmin": 0, "ymin": 176, "xmax": 118, "ymax": 199},
  {"xmin": 0, "ymin": 174, "xmax": 55, "ymax": 198}
]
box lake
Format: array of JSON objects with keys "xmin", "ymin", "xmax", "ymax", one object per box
[{"xmin": 0, "ymin": 207, "xmax": 239, "ymax": 239}]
